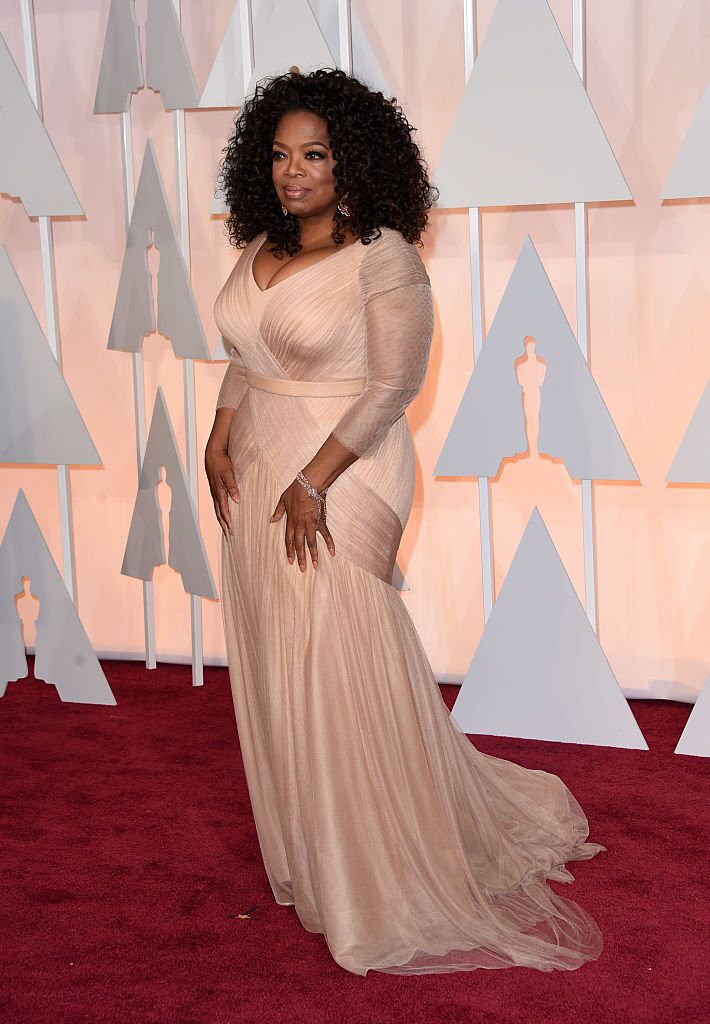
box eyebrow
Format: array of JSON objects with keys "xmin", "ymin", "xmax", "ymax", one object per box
[{"xmin": 272, "ymin": 140, "xmax": 330, "ymax": 148}]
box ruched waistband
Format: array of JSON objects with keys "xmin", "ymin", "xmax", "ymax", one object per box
[{"xmin": 245, "ymin": 369, "xmax": 366, "ymax": 397}]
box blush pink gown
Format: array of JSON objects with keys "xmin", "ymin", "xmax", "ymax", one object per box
[{"xmin": 213, "ymin": 226, "xmax": 605, "ymax": 976}]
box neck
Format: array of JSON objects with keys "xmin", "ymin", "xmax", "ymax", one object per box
[{"xmin": 296, "ymin": 210, "xmax": 350, "ymax": 248}]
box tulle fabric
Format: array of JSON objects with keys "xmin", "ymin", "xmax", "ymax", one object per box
[
  {"xmin": 214, "ymin": 228, "xmax": 605, "ymax": 976},
  {"xmin": 220, "ymin": 453, "xmax": 604, "ymax": 976}
]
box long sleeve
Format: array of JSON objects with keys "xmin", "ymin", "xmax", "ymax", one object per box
[
  {"xmin": 331, "ymin": 235, "xmax": 434, "ymax": 458},
  {"xmin": 216, "ymin": 342, "xmax": 249, "ymax": 411}
]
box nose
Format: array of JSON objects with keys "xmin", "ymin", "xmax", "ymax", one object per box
[{"xmin": 283, "ymin": 154, "xmax": 306, "ymax": 176}]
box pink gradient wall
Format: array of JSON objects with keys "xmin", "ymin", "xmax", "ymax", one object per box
[{"xmin": 1, "ymin": 0, "xmax": 708, "ymax": 699}]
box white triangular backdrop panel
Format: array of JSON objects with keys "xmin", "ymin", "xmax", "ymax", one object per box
[
  {"xmin": 0, "ymin": 32, "xmax": 83, "ymax": 216},
  {"xmin": 0, "ymin": 491, "xmax": 116, "ymax": 706},
  {"xmin": 434, "ymin": 0, "xmax": 631, "ymax": 208},
  {"xmin": 674, "ymin": 674, "xmax": 710, "ymax": 756},
  {"xmin": 435, "ymin": 237, "xmax": 637, "ymax": 482},
  {"xmin": 93, "ymin": 0, "xmax": 143, "ymax": 114},
  {"xmin": 667, "ymin": 379, "xmax": 710, "ymax": 483},
  {"xmin": 0, "ymin": 246, "xmax": 101, "ymax": 465},
  {"xmin": 452, "ymin": 509, "xmax": 648, "ymax": 748},
  {"xmin": 201, "ymin": 0, "xmax": 335, "ymax": 110},
  {"xmin": 122, "ymin": 389, "xmax": 217, "ymax": 599},
  {"xmin": 661, "ymin": 82, "xmax": 710, "ymax": 200},
  {"xmin": 95, "ymin": 0, "xmax": 198, "ymax": 113},
  {"xmin": 108, "ymin": 140, "xmax": 210, "ymax": 359},
  {"xmin": 201, "ymin": 0, "xmax": 393, "ymax": 110},
  {"xmin": 144, "ymin": 0, "xmax": 199, "ymax": 110}
]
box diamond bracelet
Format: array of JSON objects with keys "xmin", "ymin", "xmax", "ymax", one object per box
[{"xmin": 296, "ymin": 470, "xmax": 328, "ymax": 527}]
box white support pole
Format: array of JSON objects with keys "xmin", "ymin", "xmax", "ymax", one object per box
[
  {"xmin": 19, "ymin": 0, "xmax": 78, "ymax": 602},
  {"xmin": 337, "ymin": 0, "xmax": 353, "ymax": 73},
  {"xmin": 239, "ymin": 0, "xmax": 254, "ymax": 92},
  {"xmin": 171, "ymin": 0, "xmax": 203, "ymax": 686},
  {"xmin": 120, "ymin": 111, "xmax": 157, "ymax": 669},
  {"xmin": 463, "ymin": 0, "xmax": 494, "ymax": 622},
  {"xmin": 572, "ymin": 0, "xmax": 598, "ymax": 631}
]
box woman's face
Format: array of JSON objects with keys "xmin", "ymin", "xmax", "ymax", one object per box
[{"xmin": 271, "ymin": 110, "xmax": 339, "ymax": 221}]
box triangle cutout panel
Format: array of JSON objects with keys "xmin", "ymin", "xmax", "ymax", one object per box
[
  {"xmin": 0, "ymin": 491, "xmax": 116, "ymax": 705},
  {"xmin": 662, "ymin": 83, "xmax": 710, "ymax": 200},
  {"xmin": 0, "ymin": 33, "xmax": 83, "ymax": 216},
  {"xmin": 434, "ymin": 0, "xmax": 631, "ymax": 208},
  {"xmin": 94, "ymin": 0, "xmax": 143, "ymax": 114},
  {"xmin": 122, "ymin": 388, "xmax": 217, "ymax": 599},
  {"xmin": 0, "ymin": 246, "xmax": 100, "ymax": 465},
  {"xmin": 145, "ymin": 0, "xmax": 199, "ymax": 111},
  {"xmin": 667, "ymin": 378, "xmax": 710, "ymax": 483},
  {"xmin": 435, "ymin": 236, "xmax": 637, "ymax": 482},
  {"xmin": 200, "ymin": 0, "xmax": 246, "ymax": 109},
  {"xmin": 675, "ymin": 674, "xmax": 710, "ymax": 757},
  {"xmin": 108, "ymin": 140, "xmax": 209, "ymax": 359},
  {"xmin": 391, "ymin": 561, "xmax": 409, "ymax": 592},
  {"xmin": 452, "ymin": 508, "xmax": 648, "ymax": 749},
  {"xmin": 200, "ymin": 0, "xmax": 393, "ymax": 111},
  {"xmin": 211, "ymin": 334, "xmax": 231, "ymax": 362},
  {"xmin": 95, "ymin": 0, "xmax": 198, "ymax": 112},
  {"xmin": 245, "ymin": 0, "xmax": 336, "ymax": 105}
]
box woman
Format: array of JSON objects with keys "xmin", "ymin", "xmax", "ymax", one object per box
[{"xmin": 205, "ymin": 68, "xmax": 605, "ymax": 977}]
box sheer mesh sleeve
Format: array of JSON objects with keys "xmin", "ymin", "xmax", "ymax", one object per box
[
  {"xmin": 216, "ymin": 343, "xmax": 248, "ymax": 411},
  {"xmin": 331, "ymin": 232, "xmax": 434, "ymax": 457}
]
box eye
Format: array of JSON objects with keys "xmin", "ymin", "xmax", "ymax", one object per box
[
  {"xmin": 305, "ymin": 149, "xmax": 326, "ymax": 159},
  {"xmin": 271, "ymin": 150, "xmax": 285, "ymax": 160}
]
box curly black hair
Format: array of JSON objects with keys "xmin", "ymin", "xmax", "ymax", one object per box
[{"xmin": 216, "ymin": 67, "xmax": 438, "ymax": 256}]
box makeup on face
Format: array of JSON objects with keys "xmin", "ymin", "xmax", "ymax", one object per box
[{"xmin": 271, "ymin": 112, "xmax": 337, "ymax": 212}]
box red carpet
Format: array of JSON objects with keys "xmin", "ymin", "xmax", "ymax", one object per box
[{"xmin": 1, "ymin": 659, "xmax": 708, "ymax": 1024}]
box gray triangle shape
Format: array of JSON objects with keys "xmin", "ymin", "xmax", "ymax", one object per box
[
  {"xmin": 0, "ymin": 33, "xmax": 83, "ymax": 216},
  {"xmin": 94, "ymin": 0, "xmax": 143, "ymax": 114},
  {"xmin": 122, "ymin": 388, "xmax": 217, "ymax": 599},
  {"xmin": 108, "ymin": 140, "xmax": 210, "ymax": 359},
  {"xmin": 245, "ymin": 0, "xmax": 336, "ymax": 104},
  {"xmin": 434, "ymin": 0, "xmax": 632, "ymax": 208},
  {"xmin": 675, "ymin": 673, "xmax": 710, "ymax": 757},
  {"xmin": 0, "ymin": 491, "xmax": 116, "ymax": 705},
  {"xmin": 210, "ymin": 188, "xmax": 228, "ymax": 216},
  {"xmin": 0, "ymin": 246, "xmax": 101, "ymax": 465},
  {"xmin": 145, "ymin": 0, "xmax": 199, "ymax": 110},
  {"xmin": 95, "ymin": 0, "xmax": 198, "ymax": 113},
  {"xmin": 435, "ymin": 236, "xmax": 638, "ymax": 481},
  {"xmin": 391, "ymin": 561, "xmax": 409, "ymax": 592},
  {"xmin": 200, "ymin": 0, "xmax": 336, "ymax": 112},
  {"xmin": 662, "ymin": 83, "xmax": 710, "ymax": 200},
  {"xmin": 667, "ymin": 378, "xmax": 710, "ymax": 482},
  {"xmin": 452, "ymin": 508, "xmax": 647, "ymax": 748},
  {"xmin": 211, "ymin": 334, "xmax": 231, "ymax": 362},
  {"xmin": 199, "ymin": 0, "xmax": 245, "ymax": 109},
  {"xmin": 200, "ymin": 0, "xmax": 394, "ymax": 111}
]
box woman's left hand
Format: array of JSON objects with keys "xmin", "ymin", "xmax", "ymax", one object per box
[{"xmin": 270, "ymin": 479, "xmax": 336, "ymax": 571}]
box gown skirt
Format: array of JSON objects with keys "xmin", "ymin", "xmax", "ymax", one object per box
[{"xmin": 214, "ymin": 227, "xmax": 606, "ymax": 976}]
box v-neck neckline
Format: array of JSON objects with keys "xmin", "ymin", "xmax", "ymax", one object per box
[{"xmin": 249, "ymin": 232, "xmax": 360, "ymax": 294}]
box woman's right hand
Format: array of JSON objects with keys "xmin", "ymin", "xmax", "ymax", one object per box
[{"xmin": 205, "ymin": 446, "xmax": 240, "ymax": 536}]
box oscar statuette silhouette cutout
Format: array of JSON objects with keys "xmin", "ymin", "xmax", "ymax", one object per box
[
  {"xmin": 515, "ymin": 334, "xmax": 547, "ymax": 459},
  {"xmin": 15, "ymin": 576, "xmax": 39, "ymax": 651}
]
